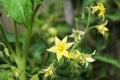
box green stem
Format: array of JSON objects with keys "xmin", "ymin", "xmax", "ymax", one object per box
[
  {"xmin": 23, "ymin": 27, "xmax": 32, "ymax": 60},
  {"xmin": 14, "ymin": 21, "xmax": 20, "ymax": 57},
  {"xmin": 0, "ymin": 23, "xmax": 15, "ymax": 57},
  {"xmin": 23, "ymin": 4, "xmax": 40, "ymax": 58},
  {"xmin": 71, "ymin": 7, "xmax": 91, "ymax": 50},
  {"xmin": 85, "ymin": 7, "xmax": 91, "ymax": 32},
  {"xmin": 18, "ymin": 4, "xmax": 41, "ymax": 80}
]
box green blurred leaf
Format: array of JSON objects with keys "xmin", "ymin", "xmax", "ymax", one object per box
[
  {"xmin": 107, "ymin": 10, "xmax": 120, "ymax": 21},
  {"xmin": 94, "ymin": 54, "xmax": 120, "ymax": 68},
  {"xmin": 1, "ymin": 0, "xmax": 32, "ymax": 27},
  {"xmin": 0, "ymin": 64, "xmax": 13, "ymax": 69},
  {"xmin": 0, "ymin": 71, "xmax": 9, "ymax": 80},
  {"xmin": 0, "ymin": 71, "xmax": 14, "ymax": 80},
  {"xmin": 30, "ymin": 75, "xmax": 39, "ymax": 80}
]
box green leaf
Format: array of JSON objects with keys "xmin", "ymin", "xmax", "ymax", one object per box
[
  {"xmin": 0, "ymin": 71, "xmax": 9, "ymax": 80},
  {"xmin": 0, "ymin": 71, "xmax": 14, "ymax": 80},
  {"xmin": 1, "ymin": 0, "xmax": 32, "ymax": 27},
  {"xmin": 30, "ymin": 75, "xmax": 39, "ymax": 80},
  {"xmin": 107, "ymin": 10, "xmax": 120, "ymax": 21},
  {"xmin": 94, "ymin": 54, "xmax": 120, "ymax": 68},
  {"xmin": 0, "ymin": 64, "xmax": 13, "ymax": 69}
]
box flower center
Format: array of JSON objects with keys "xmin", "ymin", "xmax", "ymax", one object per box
[{"xmin": 58, "ymin": 44, "xmax": 64, "ymax": 52}]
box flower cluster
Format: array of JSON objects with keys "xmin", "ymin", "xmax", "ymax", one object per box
[
  {"xmin": 47, "ymin": 36, "xmax": 95, "ymax": 67},
  {"xmin": 68, "ymin": 50, "xmax": 95, "ymax": 67},
  {"xmin": 91, "ymin": 3, "xmax": 109, "ymax": 36},
  {"xmin": 44, "ymin": 2, "xmax": 108, "ymax": 79}
]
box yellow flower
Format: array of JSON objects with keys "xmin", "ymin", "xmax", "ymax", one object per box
[
  {"xmin": 68, "ymin": 50, "xmax": 81, "ymax": 61},
  {"xmin": 91, "ymin": 3, "xmax": 106, "ymax": 20},
  {"xmin": 96, "ymin": 20, "xmax": 109, "ymax": 36},
  {"xmin": 47, "ymin": 36, "xmax": 74, "ymax": 61},
  {"xmin": 68, "ymin": 50, "xmax": 95, "ymax": 67},
  {"xmin": 81, "ymin": 50, "xmax": 96, "ymax": 67},
  {"xmin": 40, "ymin": 64, "xmax": 55, "ymax": 78},
  {"xmin": 69, "ymin": 29, "xmax": 85, "ymax": 42}
]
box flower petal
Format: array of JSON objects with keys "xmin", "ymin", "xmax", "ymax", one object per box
[
  {"xmin": 85, "ymin": 62, "xmax": 88, "ymax": 67},
  {"xmin": 62, "ymin": 50, "xmax": 69, "ymax": 58},
  {"xmin": 47, "ymin": 46, "xmax": 57, "ymax": 53},
  {"xmin": 92, "ymin": 50, "xmax": 96, "ymax": 55},
  {"xmin": 62, "ymin": 36, "xmax": 67, "ymax": 44},
  {"xmin": 65, "ymin": 42, "xmax": 74, "ymax": 49},
  {"xmin": 86, "ymin": 57, "xmax": 95, "ymax": 62},
  {"xmin": 55, "ymin": 36, "xmax": 61, "ymax": 45},
  {"xmin": 56, "ymin": 52, "xmax": 63, "ymax": 61}
]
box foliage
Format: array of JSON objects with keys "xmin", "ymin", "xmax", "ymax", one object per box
[{"xmin": 0, "ymin": 0, "xmax": 32, "ymax": 27}]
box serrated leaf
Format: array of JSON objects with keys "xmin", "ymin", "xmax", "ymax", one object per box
[
  {"xmin": 30, "ymin": 75, "xmax": 39, "ymax": 80},
  {"xmin": 1, "ymin": 0, "xmax": 32, "ymax": 27}
]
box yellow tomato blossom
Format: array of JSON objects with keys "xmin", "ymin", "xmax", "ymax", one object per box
[
  {"xmin": 68, "ymin": 50, "xmax": 81, "ymax": 61},
  {"xmin": 68, "ymin": 50, "xmax": 95, "ymax": 67},
  {"xmin": 81, "ymin": 50, "xmax": 96, "ymax": 67},
  {"xmin": 69, "ymin": 29, "xmax": 85, "ymax": 42},
  {"xmin": 96, "ymin": 20, "xmax": 109, "ymax": 36},
  {"xmin": 47, "ymin": 36, "xmax": 74, "ymax": 61},
  {"xmin": 91, "ymin": 3, "xmax": 106, "ymax": 20},
  {"xmin": 40, "ymin": 64, "xmax": 55, "ymax": 78}
]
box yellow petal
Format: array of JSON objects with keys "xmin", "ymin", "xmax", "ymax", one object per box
[
  {"xmin": 65, "ymin": 42, "xmax": 74, "ymax": 49},
  {"xmin": 56, "ymin": 52, "xmax": 63, "ymax": 61},
  {"xmin": 104, "ymin": 27, "xmax": 109, "ymax": 31},
  {"xmin": 68, "ymin": 52, "xmax": 73, "ymax": 59},
  {"xmin": 47, "ymin": 46, "xmax": 57, "ymax": 53},
  {"xmin": 62, "ymin": 50, "xmax": 69, "ymax": 58},
  {"xmin": 55, "ymin": 36, "xmax": 61, "ymax": 45},
  {"xmin": 62, "ymin": 36, "xmax": 67, "ymax": 44},
  {"xmin": 75, "ymin": 50, "xmax": 81, "ymax": 58}
]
